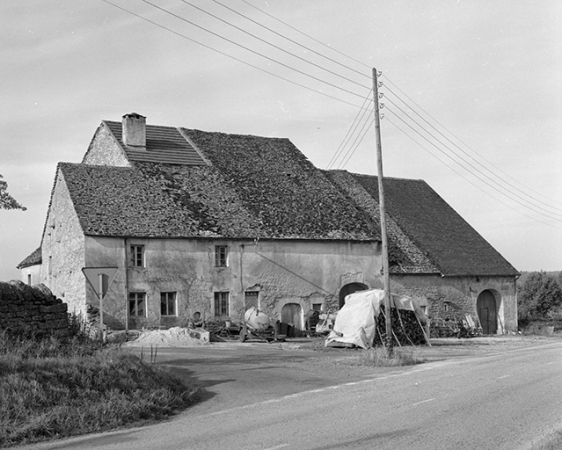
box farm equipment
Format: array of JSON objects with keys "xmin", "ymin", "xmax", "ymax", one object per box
[
  {"xmin": 457, "ymin": 314, "xmax": 483, "ymax": 338},
  {"xmin": 306, "ymin": 309, "xmax": 337, "ymax": 337},
  {"xmin": 239, "ymin": 307, "xmax": 286, "ymax": 343}
]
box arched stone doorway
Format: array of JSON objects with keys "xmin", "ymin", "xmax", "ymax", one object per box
[
  {"xmin": 339, "ymin": 283, "xmax": 368, "ymax": 308},
  {"xmin": 477, "ymin": 290, "xmax": 498, "ymax": 335}
]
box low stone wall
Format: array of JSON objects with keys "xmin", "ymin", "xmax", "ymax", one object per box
[{"xmin": 0, "ymin": 280, "xmax": 69, "ymax": 337}]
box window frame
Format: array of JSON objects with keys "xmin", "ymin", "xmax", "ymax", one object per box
[
  {"xmin": 214, "ymin": 245, "xmax": 228, "ymax": 267},
  {"xmin": 129, "ymin": 292, "xmax": 147, "ymax": 318},
  {"xmin": 244, "ymin": 291, "xmax": 259, "ymax": 310},
  {"xmin": 160, "ymin": 291, "xmax": 178, "ymax": 317},
  {"xmin": 130, "ymin": 245, "xmax": 145, "ymax": 268},
  {"xmin": 214, "ymin": 291, "xmax": 230, "ymax": 317}
]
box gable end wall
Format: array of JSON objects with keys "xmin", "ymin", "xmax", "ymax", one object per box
[
  {"xmin": 82, "ymin": 124, "xmax": 131, "ymax": 167},
  {"xmin": 41, "ymin": 171, "xmax": 87, "ymax": 317}
]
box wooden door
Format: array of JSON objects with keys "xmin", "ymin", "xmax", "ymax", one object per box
[
  {"xmin": 281, "ymin": 303, "xmax": 303, "ymax": 337},
  {"xmin": 477, "ymin": 290, "xmax": 497, "ymax": 335}
]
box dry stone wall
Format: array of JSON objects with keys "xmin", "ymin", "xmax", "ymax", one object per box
[{"xmin": 0, "ymin": 281, "xmax": 69, "ymax": 337}]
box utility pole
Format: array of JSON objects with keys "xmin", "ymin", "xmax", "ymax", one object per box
[{"xmin": 372, "ymin": 68, "xmax": 393, "ymax": 356}]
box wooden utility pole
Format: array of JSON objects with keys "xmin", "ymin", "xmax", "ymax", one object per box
[{"xmin": 372, "ymin": 68, "xmax": 393, "ymax": 356}]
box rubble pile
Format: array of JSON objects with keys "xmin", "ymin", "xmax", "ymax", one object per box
[{"xmin": 124, "ymin": 327, "xmax": 209, "ymax": 347}]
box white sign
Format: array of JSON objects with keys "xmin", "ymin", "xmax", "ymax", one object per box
[{"xmin": 82, "ymin": 267, "xmax": 118, "ymax": 298}]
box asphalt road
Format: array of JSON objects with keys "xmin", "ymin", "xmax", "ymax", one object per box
[{"xmin": 20, "ymin": 339, "xmax": 562, "ymax": 450}]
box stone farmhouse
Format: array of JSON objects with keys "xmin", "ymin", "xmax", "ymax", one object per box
[{"xmin": 17, "ymin": 113, "xmax": 519, "ymax": 335}]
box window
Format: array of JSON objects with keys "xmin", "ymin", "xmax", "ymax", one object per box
[
  {"xmin": 312, "ymin": 303, "xmax": 322, "ymax": 311},
  {"xmin": 244, "ymin": 291, "xmax": 259, "ymax": 310},
  {"xmin": 129, "ymin": 292, "xmax": 146, "ymax": 317},
  {"xmin": 161, "ymin": 292, "xmax": 177, "ymax": 316},
  {"xmin": 27, "ymin": 274, "xmax": 32, "ymax": 286},
  {"xmin": 130, "ymin": 245, "xmax": 145, "ymax": 267},
  {"xmin": 215, "ymin": 245, "xmax": 228, "ymax": 267},
  {"xmin": 214, "ymin": 292, "xmax": 229, "ymax": 317}
]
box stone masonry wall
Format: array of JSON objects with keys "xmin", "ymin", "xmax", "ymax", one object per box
[
  {"xmin": 82, "ymin": 124, "xmax": 130, "ymax": 167},
  {"xmin": 0, "ymin": 281, "xmax": 69, "ymax": 337}
]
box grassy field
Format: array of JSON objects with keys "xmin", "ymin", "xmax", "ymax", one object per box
[{"xmin": 0, "ymin": 331, "xmax": 199, "ymax": 447}]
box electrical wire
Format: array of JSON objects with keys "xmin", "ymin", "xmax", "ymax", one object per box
[
  {"xmin": 327, "ymin": 91, "xmax": 373, "ymax": 169},
  {"xmin": 383, "ymin": 82, "xmax": 562, "ymax": 214},
  {"xmin": 180, "ymin": 0, "xmax": 370, "ymax": 92},
  {"xmin": 100, "ymin": 0, "xmax": 369, "ymax": 110},
  {"xmin": 385, "ymin": 115, "xmax": 562, "ymax": 229},
  {"xmin": 212, "ymin": 0, "xmax": 372, "ymax": 81},
  {"xmin": 385, "ymin": 105, "xmax": 562, "ymax": 223},
  {"xmin": 140, "ymin": 0, "xmax": 366, "ymax": 100}
]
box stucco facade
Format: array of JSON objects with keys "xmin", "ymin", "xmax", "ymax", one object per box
[{"xmin": 81, "ymin": 236, "xmax": 381, "ymax": 332}]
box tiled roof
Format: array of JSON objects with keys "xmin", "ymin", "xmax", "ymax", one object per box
[
  {"xmin": 17, "ymin": 247, "xmax": 42, "ymax": 269},
  {"xmin": 59, "ymin": 129, "xmax": 380, "ymax": 240},
  {"xmin": 324, "ymin": 170, "xmax": 439, "ymax": 274},
  {"xmin": 348, "ymin": 173, "xmax": 519, "ymax": 277},
  {"xmin": 104, "ymin": 121, "xmax": 207, "ymax": 166}
]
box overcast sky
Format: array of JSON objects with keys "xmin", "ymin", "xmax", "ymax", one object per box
[{"xmin": 1, "ymin": 0, "xmax": 561, "ymax": 281}]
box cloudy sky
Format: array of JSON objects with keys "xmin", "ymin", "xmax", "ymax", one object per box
[{"xmin": 1, "ymin": 0, "xmax": 561, "ymax": 281}]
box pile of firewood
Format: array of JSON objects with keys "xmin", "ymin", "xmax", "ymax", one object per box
[{"xmin": 373, "ymin": 306, "xmax": 427, "ymax": 346}]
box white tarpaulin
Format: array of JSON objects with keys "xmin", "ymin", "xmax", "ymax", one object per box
[{"xmin": 325, "ymin": 289, "xmax": 428, "ymax": 349}]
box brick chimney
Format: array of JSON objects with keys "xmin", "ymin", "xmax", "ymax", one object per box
[{"xmin": 122, "ymin": 113, "xmax": 146, "ymax": 149}]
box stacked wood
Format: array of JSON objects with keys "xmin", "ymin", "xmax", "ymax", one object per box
[{"xmin": 372, "ymin": 306, "xmax": 426, "ymax": 346}]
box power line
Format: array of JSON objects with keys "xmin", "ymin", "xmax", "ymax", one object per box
[
  {"xmin": 180, "ymin": 0, "xmax": 370, "ymax": 91},
  {"xmin": 101, "ymin": 0, "xmax": 368, "ymax": 110},
  {"xmin": 384, "ymin": 98, "xmax": 562, "ymax": 220},
  {"xmin": 327, "ymin": 91, "xmax": 372, "ymax": 169},
  {"xmin": 338, "ymin": 116, "xmax": 375, "ymax": 169},
  {"xmin": 385, "ymin": 106, "xmax": 562, "ymax": 223},
  {"xmin": 383, "ymin": 80, "xmax": 562, "ymax": 213},
  {"xmin": 239, "ymin": 0, "xmax": 372, "ymax": 71},
  {"xmin": 386, "ymin": 115, "xmax": 562, "ymax": 229},
  {"xmin": 140, "ymin": 0, "xmax": 367, "ymax": 100},
  {"xmin": 213, "ymin": 0, "xmax": 372, "ymax": 82}
]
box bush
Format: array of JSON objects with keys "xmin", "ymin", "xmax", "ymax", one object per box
[{"xmin": 518, "ymin": 272, "xmax": 562, "ymax": 322}]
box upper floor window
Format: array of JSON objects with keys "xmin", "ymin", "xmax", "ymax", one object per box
[
  {"xmin": 130, "ymin": 245, "xmax": 145, "ymax": 268},
  {"xmin": 161, "ymin": 292, "xmax": 177, "ymax": 316},
  {"xmin": 214, "ymin": 292, "xmax": 229, "ymax": 317},
  {"xmin": 215, "ymin": 245, "xmax": 228, "ymax": 267},
  {"xmin": 129, "ymin": 292, "xmax": 146, "ymax": 317}
]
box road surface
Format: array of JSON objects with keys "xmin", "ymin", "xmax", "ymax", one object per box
[{"xmin": 20, "ymin": 340, "xmax": 562, "ymax": 450}]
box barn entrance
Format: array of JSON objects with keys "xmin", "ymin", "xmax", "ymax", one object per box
[
  {"xmin": 477, "ymin": 290, "xmax": 497, "ymax": 335},
  {"xmin": 339, "ymin": 282, "xmax": 368, "ymax": 308},
  {"xmin": 281, "ymin": 303, "xmax": 304, "ymax": 337}
]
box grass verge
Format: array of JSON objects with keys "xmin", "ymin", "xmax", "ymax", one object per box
[
  {"xmin": 0, "ymin": 331, "xmax": 199, "ymax": 447},
  {"xmin": 351, "ymin": 346, "xmax": 424, "ymax": 367}
]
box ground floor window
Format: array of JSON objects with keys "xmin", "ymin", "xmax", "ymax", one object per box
[
  {"xmin": 214, "ymin": 292, "xmax": 229, "ymax": 317},
  {"xmin": 161, "ymin": 292, "xmax": 177, "ymax": 316},
  {"xmin": 129, "ymin": 292, "xmax": 146, "ymax": 317}
]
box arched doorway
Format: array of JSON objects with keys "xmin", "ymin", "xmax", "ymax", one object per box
[
  {"xmin": 477, "ymin": 290, "xmax": 497, "ymax": 335},
  {"xmin": 339, "ymin": 283, "xmax": 368, "ymax": 308},
  {"xmin": 281, "ymin": 303, "xmax": 304, "ymax": 337}
]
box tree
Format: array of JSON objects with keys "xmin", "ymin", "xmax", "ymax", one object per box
[
  {"xmin": 0, "ymin": 174, "xmax": 26, "ymax": 210},
  {"xmin": 518, "ymin": 271, "xmax": 562, "ymax": 321}
]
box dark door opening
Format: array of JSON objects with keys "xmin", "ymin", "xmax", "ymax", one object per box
[
  {"xmin": 339, "ymin": 283, "xmax": 368, "ymax": 308},
  {"xmin": 477, "ymin": 290, "xmax": 497, "ymax": 335}
]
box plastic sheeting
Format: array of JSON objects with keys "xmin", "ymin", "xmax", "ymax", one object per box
[{"xmin": 325, "ymin": 289, "xmax": 428, "ymax": 349}]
